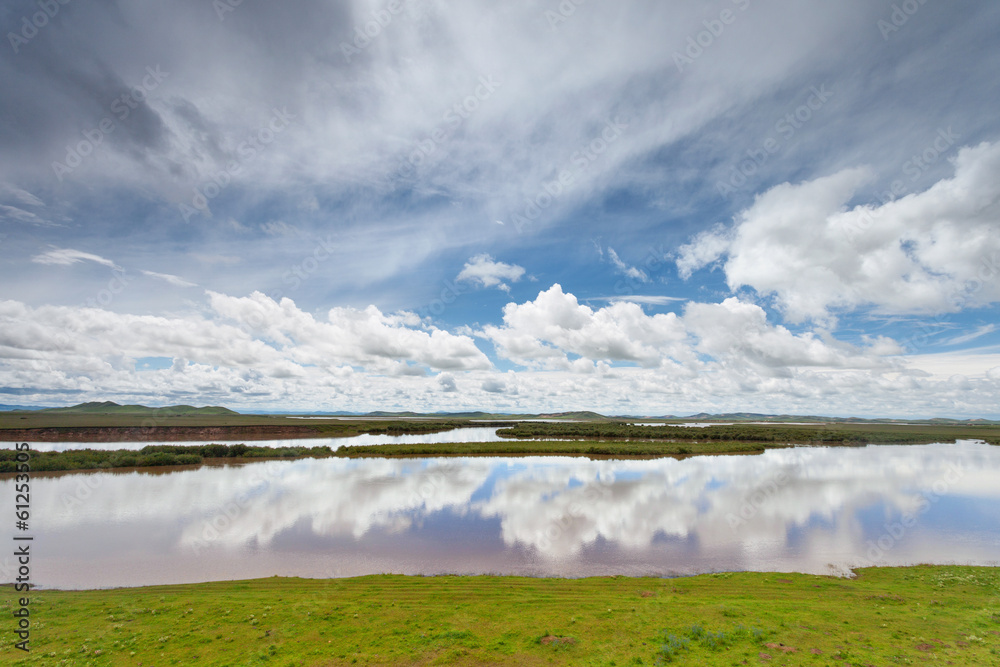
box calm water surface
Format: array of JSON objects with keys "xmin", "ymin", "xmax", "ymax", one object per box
[
  {"xmin": 6, "ymin": 441, "xmax": 998, "ymax": 589},
  {"xmin": 24, "ymin": 426, "xmax": 509, "ymax": 452}
]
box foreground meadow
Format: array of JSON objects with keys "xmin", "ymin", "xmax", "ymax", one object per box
[{"xmin": 2, "ymin": 566, "xmax": 998, "ymax": 665}]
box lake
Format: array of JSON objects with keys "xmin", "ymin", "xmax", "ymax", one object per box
[
  {"xmin": 5, "ymin": 440, "xmax": 998, "ymax": 589},
  {"xmin": 23, "ymin": 426, "xmax": 511, "ymax": 452}
]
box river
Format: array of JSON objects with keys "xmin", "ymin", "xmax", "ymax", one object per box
[{"xmin": 7, "ymin": 440, "xmax": 998, "ymax": 589}]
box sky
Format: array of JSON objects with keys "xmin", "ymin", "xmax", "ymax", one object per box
[{"xmin": 1, "ymin": 0, "xmax": 999, "ymax": 417}]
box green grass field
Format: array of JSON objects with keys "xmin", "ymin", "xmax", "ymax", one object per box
[{"xmin": 2, "ymin": 566, "xmax": 997, "ymax": 665}]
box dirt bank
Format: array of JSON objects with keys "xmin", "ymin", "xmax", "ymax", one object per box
[{"xmin": 0, "ymin": 424, "xmax": 325, "ymax": 443}]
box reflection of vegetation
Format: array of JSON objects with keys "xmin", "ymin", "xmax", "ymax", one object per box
[
  {"xmin": 0, "ymin": 444, "xmax": 335, "ymax": 473},
  {"xmin": 15, "ymin": 566, "xmax": 999, "ymax": 665},
  {"xmin": 2, "ymin": 440, "xmax": 766, "ymax": 472},
  {"xmin": 336, "ymin": 440, "xmax": 771, "ymax": 458},
  {"xmin": 496, "ymin": 421, "xmax": 1000, "ymax": 445}
]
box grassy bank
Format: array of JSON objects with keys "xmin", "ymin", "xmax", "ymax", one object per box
[
  {"xmin": 335, "ymin": 440, "xmax": 775, "ymax": 458},
  {"xmin": 0, "ymin": 444, "xmax": 339, "ymax": 473},
  {"xmin": 0, "ymin": 441, "xmax": 775, "ymax": 473},
  {"xmin": 0, "ymin": 413, "xmax": 467, "ymax": 442},
  {"xmin": 1, "ymin": 566, "xmax": 997, "ymax": 665},
  {"xmin": 496, "ymin": 421, "xmax": 1000, "ymax": 445}
]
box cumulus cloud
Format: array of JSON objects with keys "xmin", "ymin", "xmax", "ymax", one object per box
[
  {"xmin": 483, "ymin": 284, "xmax": 688, "ymax": 369},
  {"xmin": 438, "ymin": 373, "xmax": 458, "ymax": 392},
  {"xmin": 482, "ymin": 284, "xmax": 897, "ymax": 375},
  {"xmin": 677, "ymin": 141, "xmax": 1000, "ymax": 322},
  {"xmin": 1, "ymin": 284, "xmax": 997, "ymax": 416},
  {"xmin": 456, "ymin": 254, "xmax": 526, "ymax": 292},
  {"xmin": 205, "ymin": 291, "xmax": 492, "ymax": 373},
  {"xmin": 0, "ymin": 291, "xmax": 491, "ymax": 403},
  {"xmin": 675, "ymin": 224, "xmax": 732, "ymax": 279}
]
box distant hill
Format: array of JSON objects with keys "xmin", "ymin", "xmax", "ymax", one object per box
[
  {"xmin": 361, "ymin": 410, "xmax": 611, "ymax": 420},
  {"xmin": 665, "ymin": 413, "xmax": 1000, "ymax": 425},
  {"xmin": 536, "ymin": 411, "xmax": 608, "ymax": 420},
  {"xmin": 32, "ymin": 401, "xmax": 239, "ymax": 416},
  {"xmin": 7, "ymin": 402, "xmax": 996, "ymax": 424}
]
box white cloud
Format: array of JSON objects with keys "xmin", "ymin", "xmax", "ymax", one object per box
[
  {"xmin": 944, "ymin": 324, "xmax": 997, "ymax": 347},
  {"xmin": 438, "ymin": 373, "xmax": 458, "ymax": 392},
  {"xmin": 0, "ymin": 287, "xmax": 998, "ymax": 418},
  {"xmin": 0, "ymin": 183, "xmax": 44, "ymax": 207},
  {"xmin": 482, "ymin": 285, "xmax": 898, "ymax": 375},
  {"xmin": 591, "ymin": 296, "xmax": 686, "ymax": 306},
  {"xmin": 142, "ymin": 271, "xmax": 198, "ymax": 288},
  {"xmin": 456, "ymin": 254, "xmax": 526, "ymax": 292},
  {"xmin": 205, "ymin": 291, "xmax": 492, "ymax": 373},
  {"xmin": 260, "ymin": 221, "xmax": 300, "ymax": 237},
  {"xmin": 0, "ymin": 205, "xmax": 45, "ymax": 226},
  {"xmin": 483, "ymin": 284, "xmax": 689, "ymax": 369},
  {"xmin": 30, "ymin": 247, "xmax": 121, "ymax": 270},
  {"xmin": 675, "ymin": 224, "xmax": 732, "ymax": 279},
  {"xmin": 606, "ymin": 247, "xmax": 648, "ymax": 282},
  {"xmin": 677, "ymin": 141, "xmax": 1000, "ymax": 322}
]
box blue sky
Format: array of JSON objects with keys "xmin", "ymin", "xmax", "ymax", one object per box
[{"xmin": 1, "ymin": 0, "xmax": 999, "ymax": 417}]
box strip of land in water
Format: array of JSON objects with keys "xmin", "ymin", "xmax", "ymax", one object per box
[
  {"xmin": 2, "ymin": 420, "xmax": 999, "ymax": 472},
  {"xmin": 2, "ymin": 566, "xmax": 996, "ymax": 665},
  {"xmin": 493, "ymin": 420, "xmax": 1000, "ymax": 444},
  {"xmin": 0, "ymin": 413, "xmax": 471, "ymax": 442}
]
